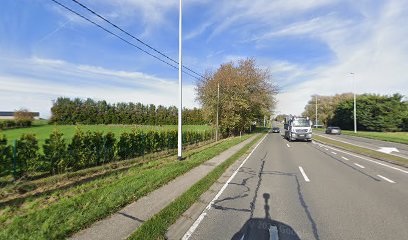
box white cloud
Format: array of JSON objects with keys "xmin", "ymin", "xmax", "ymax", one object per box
[
  {"xmin": 274, "ymin": 1, "xmax": 408, "ymax": 115},
  {"xmin": 0, "ymin": 57, "xmax": 198, "ymax": 118}
]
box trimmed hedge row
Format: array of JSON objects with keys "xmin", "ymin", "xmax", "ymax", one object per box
[
  {"xmin": 0, "ymin": 120, "xmax": 32, "ymax": 130},
  {"xmin": 0, "ymin": 129, "xmax": 214, "ymax": 179}
]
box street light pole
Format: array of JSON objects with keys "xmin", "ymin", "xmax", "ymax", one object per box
[
  {"xmin": 177, "ymin": 0, "xmax": 183, "ymax": 160},
  {"xmin": 216, "ymin": 82, "xmax": 219, "ymax": 141},
  {"xmin": 315, "ymin": 95, "xmax": 318, "ymax": 128},
  {"xmin": 350, "ymin": 72, "xmax": 357, "ymax": 133}
]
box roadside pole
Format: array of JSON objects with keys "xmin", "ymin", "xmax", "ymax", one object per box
[
  {"xmin": 315, "ymin": 95, "xmax": 318, "ymax": 128},
  {"xmin": 177, "ymin": 0, "xmax": 183, "ymax": 160},
  {"xmin": 216, "ymin": 82, "xmax": 219, "ymax": 141},
  {"xmin": 351, "ymin": 72, "xmax": 357, "ymax": 133}
]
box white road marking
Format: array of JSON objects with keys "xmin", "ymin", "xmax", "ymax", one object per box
[
  {"xmin": 314, "ymin": 133, "xmax": 407, "ymax": 160},
  {"xmin": 182, "ymin": 134, "xmax": 268, "ymax": 240},
  {"xmin": 316, "ymin": 142, "xmax": 408, "ymax": 175},
  {"xmin": 286, "ymin": 143, "xmax": 290, "ymax": 148},
  {"xmin": 341, "ymin": 156, "xmax": 349, "ymax": 161},
  {"xmin": 377, "ymin": 147, "xmax": 399, "ymax": 154},
  {"xmin": 299, "ymin": 166, "xmax": 310, "ymax": 182},
  {"xmin": 354, "ymin": 163, "xmax": 365, "ymax": 169},
  {"xmin": 331, "ymin": 151, "xmax": 337, "ymax": 155},
  {"xmin": 324, "ymin": 148, "xmax": 329, "ymax": 151},
  {"xmin": 377, "ymin": 175, "xmax": 395, "ymax": 183}
]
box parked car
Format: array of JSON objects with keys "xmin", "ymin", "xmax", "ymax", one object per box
[
  {"xmin": 272, "ymin": 127, "xmax": 280, "ymax": 133},
  {"xmin": 325, "ymin": 126, "xmax": 341, "ymax": 135}
]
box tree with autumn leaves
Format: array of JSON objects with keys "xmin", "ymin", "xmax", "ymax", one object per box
[{"xmin": 196, "ymin": 58, "xmax": 278, "ymax": 136}]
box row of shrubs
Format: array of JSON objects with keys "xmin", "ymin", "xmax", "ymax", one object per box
[
  {"xmin": 0, "ymin": 120, "xmax": 32, "ymax": 130},
  {"xmin": 0, "ymin": 129, "xmax": 214, "ymax": 178}
]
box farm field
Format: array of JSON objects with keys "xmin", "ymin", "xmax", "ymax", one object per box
[{"xmin": 0, "ymin": 123, "xmax": 212, "ymax": 146}]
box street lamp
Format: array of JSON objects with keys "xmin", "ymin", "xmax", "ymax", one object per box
[
  {"xmin": 315, "ymin": 95, "xmax": 319, "ymax": 128},
  {"xmin": 350, "ymin": 72, "xmax": 357, "ymax": 133},
  {"xmin": 177, "ymin": 0, "xmax": 183, "ymax": 160},
  {"xmin": 216, "ymin": 82, "xmax": 219, "ymax": 141}
]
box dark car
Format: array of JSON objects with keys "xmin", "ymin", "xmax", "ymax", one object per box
[
  {"xmin": 325, "ymin": 126, "xmax": 341, "ymax": 135},
  {"xmin": 272, "ymin": 127, "xmax": 280, "ymax": 133}
]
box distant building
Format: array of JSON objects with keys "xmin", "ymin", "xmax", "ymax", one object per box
[{"xmin": 0, "ymin": 111, "xmax": 40, "ymax": 120}]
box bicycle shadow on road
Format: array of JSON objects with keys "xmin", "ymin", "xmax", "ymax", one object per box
[{"xmin": 231, "ymin": 193, "xmax": 300, "ymax": 240}]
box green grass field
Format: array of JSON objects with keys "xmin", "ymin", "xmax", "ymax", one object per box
[
  {"xmin": 0, "ymin": 133, "xmax": 254, "ymax": 239},
  {"xmin": 0, "ymin": 123, "xmax": 212, "ymax": 146}
]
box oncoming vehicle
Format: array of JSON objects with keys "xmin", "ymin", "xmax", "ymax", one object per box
[
  {"xmin": 326, "ymin": 126, "xmax": 341, "ymax": 135},
  {"xmin": 272, "ymin": 127, "xmax": 280, "ymax": 133},
  {"xmin": 284, "ymin": 116, "xmax": 313, "ymax": 142}
]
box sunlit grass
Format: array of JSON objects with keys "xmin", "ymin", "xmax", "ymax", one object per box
[{"xmin": 0, "ymin": 133, "xmax": 252, "ymax": 239}]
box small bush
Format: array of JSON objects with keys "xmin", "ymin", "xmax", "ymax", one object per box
[
  {"xmin": 16, "ymin": 134, "xmax": 39, "ymax": 176},
  {"xmin": 42, "ymin": 129, "xmax": 67, "ymax": 175},
  {"xmin": 0, "ymin": 135, "xmax": 12, "ymax": 176}
]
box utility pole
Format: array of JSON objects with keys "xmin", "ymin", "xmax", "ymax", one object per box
[
  {"xmin": 216, "ymin": 82, "xmax": 219, "ymax": 141},
  {"xmin": 350, "ymin": 72, "xmax": 357, "ymax": 133},
  {"xmin": 177, "ymin": 0, "xmax": 183, "ymax": 160}
]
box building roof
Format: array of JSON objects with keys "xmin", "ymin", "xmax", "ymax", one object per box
[{"xmin": 0, "ymin": 111, "xmax": 40, "ymax": 117}]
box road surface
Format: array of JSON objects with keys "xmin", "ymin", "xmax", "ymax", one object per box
[
  {"xmin": 313, "ymin": 132, "xmax": 408, "ymax": 159},
  {"xmin": 183, "ymin": 132, "xmax": 408, "ymax": 240}
]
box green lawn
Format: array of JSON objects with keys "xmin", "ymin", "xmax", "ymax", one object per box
[
  {"xmin": 0, "ymin": 124, "xmax": 212, "ymax": 146},
  {"xmin": 340, "ymin": 130, "xmax": 408, "ymax": 144},
  {"xmin": 0, "ymin": 133, "xmax": 252, "ymax": 239}
]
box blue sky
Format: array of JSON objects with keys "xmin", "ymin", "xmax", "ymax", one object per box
[{"xmin": 1, "ymin": 0, "xmax": 407, "ymax": 118}]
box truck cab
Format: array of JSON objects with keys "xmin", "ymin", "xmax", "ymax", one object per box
[{"xmin": 284, "ymin": 116, "xmax": 313, "ymax": 142}]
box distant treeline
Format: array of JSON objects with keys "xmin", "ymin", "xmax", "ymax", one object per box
[
  {"xmin": 50, "ymin": 97, "xmax": 206, "ymax": 125},
  {"xmin": 302, "ymin": 93, "xmax": 408, "ymax": 132}
]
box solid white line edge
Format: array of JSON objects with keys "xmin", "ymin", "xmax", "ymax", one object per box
[
  {"xmin": 299, "ymin": 166, "xmax": 310, "ymax": 182},
  {"xmin": 182, "ymin": 133, "xmax": 268, "ymax": 240}
]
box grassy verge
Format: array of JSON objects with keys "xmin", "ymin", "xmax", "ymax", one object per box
[
  {"xmin": 340, "ymin": 130, "xmax": 408, "ymax": 145},
  {"xmin": 313, "ymin": 127, "xmax": 408, "ymax": 144},
  {"xmin": 313, "ymin": 135, "xmax": 408, "ymax": 167},
  {"xmin": 128, "ymin": 133, "xmax": 265, "ymax": 240},
  {"xmin": 0, "ymin": 134, "xmax": 253, "ymax": 239}
]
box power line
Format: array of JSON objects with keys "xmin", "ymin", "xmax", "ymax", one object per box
[
  {"xmin": 70, "ymin": 0, "xmax": 204, "ymax": 79},
  {"xmin": 49, "ymin": 0, "xmax": 201, "ymax": 80}
]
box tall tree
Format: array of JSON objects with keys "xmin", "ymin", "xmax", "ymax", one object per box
[
  {"xmin": 196, "ymin": 58, "xmax": 278, "ymax": 135},
  {"xmin": 302, "ymin": 93, "xmax": 353, "ymax": 126}
]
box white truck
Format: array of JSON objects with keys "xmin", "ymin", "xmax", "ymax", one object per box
[{"xmin": 284, "ymin": 116, "xmax": 313, "ymax": 142}]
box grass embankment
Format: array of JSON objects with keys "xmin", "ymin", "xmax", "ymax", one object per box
[
  {"xmin": 128, "ymin": 133, "xmax": 265, "ymax": 240},
  {"xmin": 313, "ymin": 135, "xmax": 408, "ymax": 167},
  {"xmin": 0, "ymin": 124, "xmax": 211, "ymax": 146},
  {"xmin": 340, "ymin": 130, "xmax": 408, "ymax": 145},
  {"xmin": 313, "ymin": 128, "xmax": 408, "ymax": 144},
  {"xmin": 0, "ymin": 133, "xmax": 253, "ymax": 239}
]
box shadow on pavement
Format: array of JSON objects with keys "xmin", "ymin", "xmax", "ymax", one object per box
[{"xmin": 231, "ymin": 193, "xmax": 300, "ymax": 240}]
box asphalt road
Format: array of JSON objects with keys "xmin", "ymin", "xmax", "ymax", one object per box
[
  {"xmin": 183, "ymin": 132, "xmax": 408, "ymax": 240},
  {"xmin": 313, "ymin": 132, "xmax": 408, "ymax": 159}
]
